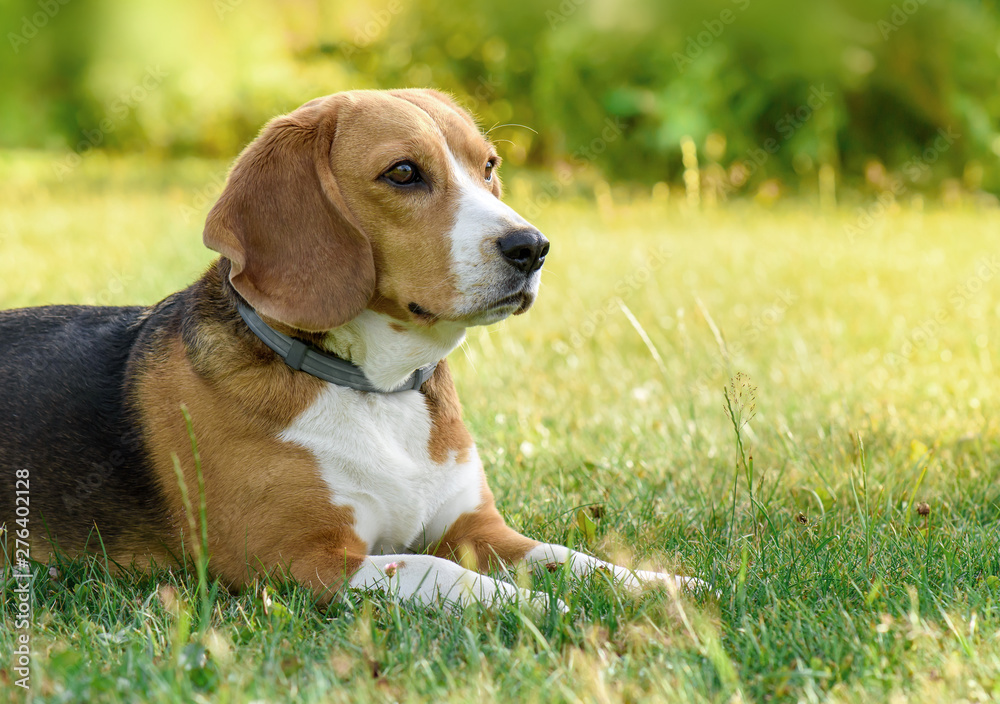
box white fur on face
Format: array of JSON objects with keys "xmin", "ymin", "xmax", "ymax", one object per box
[{"xmin": 444, "ymin": 149, "xmax": 543, "ymax": 325}]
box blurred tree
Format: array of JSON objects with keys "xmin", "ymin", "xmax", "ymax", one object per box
[{"xmin": 1, "ymin": 0, "xmax": 997, "ymax": 194}]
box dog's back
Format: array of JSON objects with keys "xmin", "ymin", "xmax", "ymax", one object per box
[{"xmin": 0, "ymin": 305, "xmax": 168, "ymax": 559}]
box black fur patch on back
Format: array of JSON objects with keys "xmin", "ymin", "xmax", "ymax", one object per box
[{"xmin": 0, "ymin": 305, "xmax": 168, "ymax": 555}]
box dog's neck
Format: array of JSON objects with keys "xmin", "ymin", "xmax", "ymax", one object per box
[
  {"xmin": 321, "ymin": 310, "xmax": 466, "ymax": 392},
  {"xmin": 211, "ymin": 260, "xmax": 463, "ymax": 393}
]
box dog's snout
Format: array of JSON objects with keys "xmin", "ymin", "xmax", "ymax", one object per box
[{"xmin": 497, "ymin": 229, "xmax": 550, "ymax": 274}]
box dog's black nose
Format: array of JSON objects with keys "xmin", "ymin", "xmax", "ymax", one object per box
[{"xmin": 497, "ymin": 228, "xmax": 549, "ymax": 274}]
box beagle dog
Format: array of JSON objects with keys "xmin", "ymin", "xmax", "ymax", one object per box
[{"xmin": 0, "ymin": 89, "xmax": 699, "ymax": 611}]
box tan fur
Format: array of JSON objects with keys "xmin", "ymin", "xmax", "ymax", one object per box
[
  {"xmin": 430, "ymin": 477, "xmax": 539, "ymax": 572},
  {"xmin": 390, "ymin": 89, "xmax": 504, "ymax": 199},
  {"xmin": 422, "ymin": 360, "xmax": 474, "ymax": 465},
  {"xmin": 135, "ymin": 315, "xmax": 366, "ymax": 598},
  {"xmin": 204, "ymin": 96, "xmax": 377, "ymax": 333}
]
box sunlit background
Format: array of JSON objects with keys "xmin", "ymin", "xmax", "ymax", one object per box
[{"xmin": 2, "ymin": 0, "xmax": 999, "ymax": 196}]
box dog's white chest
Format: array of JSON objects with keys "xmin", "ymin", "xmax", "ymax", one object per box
[{"xmin": 278, "ymin": 384, "xmax": 482, "ymax": 554}]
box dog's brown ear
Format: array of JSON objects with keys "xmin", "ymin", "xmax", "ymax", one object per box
[{"xmin": 204, "ymin": 95, "xmax": 375, "ymax": 332}]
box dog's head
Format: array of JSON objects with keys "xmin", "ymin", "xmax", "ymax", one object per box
[{"xmin": 204, "ymin": 89, "xmax": 548, "ymax": 333}]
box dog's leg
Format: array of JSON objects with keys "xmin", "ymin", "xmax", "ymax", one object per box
[
  {"xmin": 432, "ymin": 501, "xmax": 708, "ymax": 594},
  {"xmin": 278, "ymin": 545, "xmax": 557, "ymax": 613},
  {"xmin": 347, "ymin": 554, "xmax": 559, "ymax": 614},
  {"xmin": 520, "ymin": 543, "xmax": 708, "ymax": 593}
]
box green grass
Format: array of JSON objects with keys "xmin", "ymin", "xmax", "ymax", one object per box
[{"xmin": 2, "ymin": 152, "xmax": 1000, "ymax": 702}]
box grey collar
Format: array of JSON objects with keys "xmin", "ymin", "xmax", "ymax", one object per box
[{"xmin": 236, "ymin": 301, "xmax": 436, "ymax": 393}]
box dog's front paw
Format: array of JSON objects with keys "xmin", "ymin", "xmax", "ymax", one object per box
[
  {"xmin": 591, "ymin": 561, "xmax": 714, "ymax": 596},
  {"xmin": 458, "ymin": 573, "xmax": 568, "ymax": 616},
  {"xmin": 628, "ymin": 569, "xmax": 715, "ymax": 596},
  {"xmin": 519, "ymin": 587, "xmax": 569, "ymax": 617}
]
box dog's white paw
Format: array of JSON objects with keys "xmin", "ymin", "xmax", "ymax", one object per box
[
  {"xmin": 628, "ymin": 569, "xmax": 715, "ymax": 595},
  {"xmin": 592, "ymin": 563, "xmax": 714, "ymax": 596},
  {"xmin": 525, "ymin": 545, "xmax": 714, "ymax": 600},
  {"xmin": 458, "ymin": 573, "xmax": 568, "ymax": 615}
]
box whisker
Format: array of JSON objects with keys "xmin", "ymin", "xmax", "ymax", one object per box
[
  {"xmin": 486, "ymin": 123, "xmax": 538, "ymax": 136},
  {"xmin": 459, "ymin": 339, "xmax": 477, "ymax": 374}
]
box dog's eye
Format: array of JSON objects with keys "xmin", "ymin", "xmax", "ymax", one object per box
[
  {"xmin": 383, "ymin": 161, "xmax": 422, "ymax": 186},
  {"xmin": 484, "ymin": 160, "xmax": 496, "ymax": 183}
]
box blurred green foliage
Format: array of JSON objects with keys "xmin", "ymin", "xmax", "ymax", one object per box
[{"xmin": 2, "ymin": 0, "xmax": 998, "ymax": 195}]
